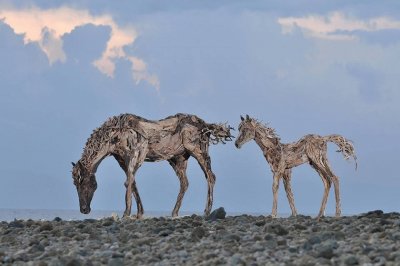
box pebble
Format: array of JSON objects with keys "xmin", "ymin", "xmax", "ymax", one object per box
[{"xmin": 1, "ymin": 210, "xmax": 400, "ymax": 265}]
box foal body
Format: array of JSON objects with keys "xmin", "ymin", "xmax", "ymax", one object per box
[{"xmin": 235, "ymin": 115, "xmax": 357, "ymax": 218}]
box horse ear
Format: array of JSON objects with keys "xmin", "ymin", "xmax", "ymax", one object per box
[
  {"xmin": 240, "ymin": 115, "xmax": 244, "ymax": 121},
  {"xmin": 71, "ymin": 162, "xmax": 76, "ymax": 167},
  {"xmin": 246, "ymin": 114, "xmax": 250, "ymax": 120}
]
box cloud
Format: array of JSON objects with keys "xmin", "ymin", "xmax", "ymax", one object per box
[
  {"xmin": 278, "ymin": 12, "xmax": 400, "ymax": 41},
  {"xmin": 0, "ymin": 6, "xmax": 159, "ymax": 89}
]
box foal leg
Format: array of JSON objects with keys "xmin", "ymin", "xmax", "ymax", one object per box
[
  {"xmin": 271, "ymin": 174, "xmax": 280, "ymax": 218},
  {"xmin": 191, "ymin": 151, "xmax": 216, "ymax": 216},
  {"xmin": 168, "ymin": 155, "xmax": 189, "ymax": 217},
  {"xmin": 131, "ymin": 179, "xmax": 144, "ymax": 218},
  {"xmin": 332, "ymin": 175, "xmax": 341, "ymax": 217},
  {"xmin": 322, "ymin": 158, "xmax": 341, "ymax": 217},
  {"xmin": 283, "ymin": 169, "xmax": 298, "ymax": 217},
  {"xmin": 310, "ymin": 162, "xmax": 332, "ymax": 219}
]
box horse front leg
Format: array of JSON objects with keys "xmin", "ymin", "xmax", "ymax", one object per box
[
  {"xmin": 124, "ymin": 169, "xmax": 144, "ymax": 218},
  {"xmin": 123, "ymin": 150, "xmax": 146, "ymax": 218},
  {"xmin": 168, "ymin": 155, "xmax": 189, "ymax": 217},
  {"xmin": 124, "ymin": 171, "xmax": 134, "ymax": 218},
  {"xmin": 192, "ymin": 151, "xmax": 216, "ymax": 216}
]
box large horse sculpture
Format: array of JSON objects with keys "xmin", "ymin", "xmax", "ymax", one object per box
[
  {"xmin": 235, "ymin": 115, "xmax": 357, "ymax": 219},
  {"xmin": 72, "ymin": 113, "xmax": 233, "ymax": 218}
]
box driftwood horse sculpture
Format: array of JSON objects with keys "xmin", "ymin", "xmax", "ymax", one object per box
[
  {"xmin": 235, "ymin": 115, "xmax": 357, "ymax": 219},
  {"xmin": 72, "ymin": 113, "xmax": 233, "ymax": 218}
]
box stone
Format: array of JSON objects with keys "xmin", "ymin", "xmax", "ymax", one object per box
[
  {"xmin": 8, "ymin": 220, "xmax": 24, "ymax": 228},
  {"xmin": 102, "ymin": 219, "xmax": 114, "ymax": 227},
  {"xmin": 277, "ymin": 237, "xmax": 287, "ymax": 246},
  {"xmin": 39, "ymin": 222, "xmax": 53, "ymax": 232},
  {"xmin": 159, "ymin": 230, "xmax": 172, "ymax": 237},
  {"xmin": 264, "ymin": 224, "xmax": 289, "ymax": 236},
  {"xmin": 307, "ymin": 235, "xmax": 321, "ymax": 245},
  {"xmin": 229, "ymin": 254, "xmax": 246, "ymax": 265},
  {"xmin": 293, "ymin": 223, "xmax": 307, "ymax": 230},
  {"xmin": 223, "ymin": 233, "xmax": 241, "ymax": 242},
  {"xmin": 344, "ymin": 255, "xmax": 359, "ymax": 265},
  {"xmin": 65, "ymin": 258, "xmax": 83, "ymax": 266},
  {"xmin": 255, "ymin": 220, "xmax": 266, "ymax": 227},
  {"xmin": 191, "ymin": 226, "xmax": 207, "ymax": 240},
  {"xmin": 206, "ymin": 207, "xmax": 226, "ymax": 221},
  {"xmin": 107, "ymin": 258, "xmax": 124, "ymax": 266},
  {"xmin": 314, "ymin": 242, "xmax": 337, "ymax": 259}
]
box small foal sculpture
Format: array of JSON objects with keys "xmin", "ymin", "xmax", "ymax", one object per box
[
  {"xmin": 235, "ymin": 115, "xmax": 357, "ymax": 219},
  {"xmin": 72, "ymin": 113, "xmax": 233, "ymax": 218}
]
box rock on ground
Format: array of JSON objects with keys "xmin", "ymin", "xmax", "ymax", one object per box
[{"xmin": 1, "ymin": 210, "xmax": 400, "ymax": 265}]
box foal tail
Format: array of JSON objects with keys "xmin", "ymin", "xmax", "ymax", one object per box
[{"xmin": 325, "ymin": 134, "xmax": 357, "ymax": 170}]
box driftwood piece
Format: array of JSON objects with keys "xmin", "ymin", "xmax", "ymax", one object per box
[
  {"xmin": 72, "ymin": 113, "xmax": 233, "ymax": 218},
  {"xmin": 235, "ymin": 115, "xmax": 357, "ymax": 219}
]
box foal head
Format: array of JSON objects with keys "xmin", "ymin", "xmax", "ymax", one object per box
[
  {"xmin": 236, "ymin": 115, "xmax": 280, "ymax": 149},
  {"xmin": 71, "ymin": 161, "xmax": 97, "ymax": 214},
  {"xmin": 235, "ymin": 115, "xmax": 257, "ymax": 148}
]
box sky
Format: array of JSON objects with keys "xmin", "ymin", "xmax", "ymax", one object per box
[{"xmin": 1, "ymin": 0, "xmax": 399, "ymax": 216}]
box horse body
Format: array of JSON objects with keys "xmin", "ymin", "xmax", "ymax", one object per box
[
  {"xmin": 235, "ymin": 115, "xmax": 357, "ymax": 219},
  {"xmin": 72, "ymin": 113, "xmax": 233, "ymax": 218}
]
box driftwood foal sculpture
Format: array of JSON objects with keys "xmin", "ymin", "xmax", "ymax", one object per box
[
  {"xmin": 235, "ymin": 115, "xmax": 357, "ymax": 219},
  {"xmin": 72, "ymin": 113, "xmax": 233, "ymax": 218}
]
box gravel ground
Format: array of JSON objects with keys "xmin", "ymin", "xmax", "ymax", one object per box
[{"xmin": 1, "ymin": 209, "xmax": 400, "ymax": 265}]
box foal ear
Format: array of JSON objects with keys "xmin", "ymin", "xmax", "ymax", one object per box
[{"xmin": 240, "ymin": 115, "xmax": 244, "ymax": 121}]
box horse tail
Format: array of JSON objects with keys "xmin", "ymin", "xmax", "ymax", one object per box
[{"xmin": 324, "ymin": 134, "xmax": 357, "ymax": 170}]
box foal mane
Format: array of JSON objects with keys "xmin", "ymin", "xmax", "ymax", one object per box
[{"xmin": 251, "ymin": 119, "xmax": 280, "ymax": 141}]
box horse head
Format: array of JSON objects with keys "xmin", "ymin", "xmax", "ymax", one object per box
[{"xmin": 71, "ymin": 161, "xmax": 97, "ymax": 214}]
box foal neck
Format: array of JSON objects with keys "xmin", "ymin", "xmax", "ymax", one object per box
[{"xmin": 254, "ymin": 125, "xmax": 282, "ymax": 158}]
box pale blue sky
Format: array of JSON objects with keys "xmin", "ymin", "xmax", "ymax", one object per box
[{"xmin": 1, "ymin": 1, "xmax": 399, "ymax": 216}]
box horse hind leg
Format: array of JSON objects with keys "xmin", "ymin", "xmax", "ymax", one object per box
[
  {"xmin": 168, "ymin": 155, "xmax": 189, "ymax": 217},
  {"xmin": 283, "ymin": 169, "xmax": 298, "ymax": 217}
]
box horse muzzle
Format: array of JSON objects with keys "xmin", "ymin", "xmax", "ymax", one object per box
[{"xmin": 80, "ymin": 205, "xmax": 91, "ymax": 214}]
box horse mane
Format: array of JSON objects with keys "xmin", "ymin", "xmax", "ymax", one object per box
[{"xmin": 80, "ymin": 114, "xmax": 127, "ymax": 168}]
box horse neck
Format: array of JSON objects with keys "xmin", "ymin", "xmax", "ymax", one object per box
[
  {"xmin": 80, "ymin": 132, "xmax": 113, "ymax": 174},
  {"xmin": 254, "ymin": 125, "xmax": 282, "ymax": 165}
]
